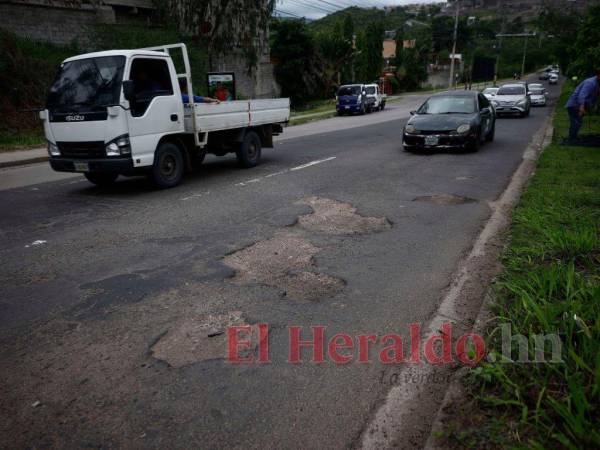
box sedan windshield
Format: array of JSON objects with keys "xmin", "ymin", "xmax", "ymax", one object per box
[
  {"xmin": 483, "ymin": 88, "xmax": 498, "ymax": 95},
  {"xmin": 47, "ymin": 56, "xmax": 126, "ymax": 112},
  {"xmin": 418, "ymin": 96, "xmax": 476, "ymax": 114},
  {"xmin": 338, "ymin": 86, "xmax": 361, "ymax": 96},
  {"xmin": 530, "ymin": 88, "xmax": 545, "ymax": 95},
  {"xmin": 497, "ymin": 86, "xmax": 525, "ymax": 96}
]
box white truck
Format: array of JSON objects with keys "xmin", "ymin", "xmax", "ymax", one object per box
[
  {"xmin": 364, "ymin": 84, "xmax": 387, "ymax": 112},
  {"xmin": 40, "ymin": 43, "xmax": 290, "ymax": 188}
]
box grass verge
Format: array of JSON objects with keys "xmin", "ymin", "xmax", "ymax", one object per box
[{"xmin": 440, "ymin": 82, "xmax": 600, "ymax": 448}]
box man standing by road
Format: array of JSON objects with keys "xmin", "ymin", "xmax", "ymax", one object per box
[{"xmin": 565, "ymin": 69, "xmax": 600, "ymax": 143}]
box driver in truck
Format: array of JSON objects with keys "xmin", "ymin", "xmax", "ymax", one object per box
[{"xmin": 178, "ymin": 78, "xmax": 219, "ymax": 104}]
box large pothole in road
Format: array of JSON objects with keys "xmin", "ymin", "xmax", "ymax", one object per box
[
  {"xmin": 222, "ymin": 233, "xmax": 344, "ymax": 301},
  {"xmin": 151, "ymin": 311, "xmax": 263, "ymax": 367},
  {"xmin": 296, "ymin": 197, "xmax": 392, "ymax": 235},
  {"xmin": 412, "ymin": 194, "xmax": 476, "ymax": 205}
]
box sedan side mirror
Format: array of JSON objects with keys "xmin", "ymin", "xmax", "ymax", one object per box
[
  {"xmin": 122, "ymin": 80, "xmax": 135, "ymax": 102},
  {"xmin": 409, "ymin": 110, "xmax": 416, "ymax": 116},
  {"xmin": 481, "ymin": 107, "xmax": 491, "ymax": 115}
]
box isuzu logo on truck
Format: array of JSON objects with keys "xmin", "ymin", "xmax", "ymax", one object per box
[{"xmin": 65, "ymin": 115, "xmax": 85, "ymax": 121}]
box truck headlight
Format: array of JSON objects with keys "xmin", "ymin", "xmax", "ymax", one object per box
[
  {"xmin": 405, "ymin": 124, "xmax": 417, "ymax": 134},
  {"xmin": 105, "ymin": 135, "xmax": 131, "ymax": 156},
  {"xmin": 47, "ymin": 141, "xmax": 60, "ymax": 156},
  {"xmin": 456, "ymin": 124, "xmax": 471, "ymax": 134}
]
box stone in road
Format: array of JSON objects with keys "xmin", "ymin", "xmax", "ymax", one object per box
[{"xmin": 0, "ymin": 86, "xmax": 558, "ymax": 448}]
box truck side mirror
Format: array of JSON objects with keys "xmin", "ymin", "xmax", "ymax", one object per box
[{"xmin": 122, "ymin": 80, "xmax": 135, "ymax": 102}]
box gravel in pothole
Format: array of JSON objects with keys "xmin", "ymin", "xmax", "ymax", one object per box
[
  {"xmin": 151, "ymin": 311, "xmax": 263, "ymax": 367},
  {"xmin": 296, "ymin": 197, "xmax": 392, "ymax": 234},
  {"xmin": 222, "ymin": 233, "xmax": 344, "ymax": 301}
]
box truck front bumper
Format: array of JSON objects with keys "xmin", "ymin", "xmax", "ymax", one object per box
[{"xmin": 50, "ymin": 157, "xmax": 136, "ymax": 174}]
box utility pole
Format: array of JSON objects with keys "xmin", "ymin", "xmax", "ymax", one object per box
[
  {"xmin": 521, "ymin": 34, "xmax": 529, "ymax": 77},
  {"xmin": 448, "ymin": 0, "xmax": 459, "ymax": 89},
  {"xmin": 496, "ymin": 33, "xmax": 536, "ymax": 79}
]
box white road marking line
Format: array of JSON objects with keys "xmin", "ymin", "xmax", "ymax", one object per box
[
  {"xmin": 25, "ymin": 240, "xmax": 47, "ymax": 248},
  {"xmin": 235, "ymin": 178, "xmax": 262, "ymax": 187},
  {"xmin": 181, "ymin": 191, "xmax": 209, "ymax": 201},
  {"xmin": 289, "ymin": 157, "xmax": 336, "ymax": 172},
  {"xmin": 264, "ymin": 170, "xmax": 288, "ymax": 178}
]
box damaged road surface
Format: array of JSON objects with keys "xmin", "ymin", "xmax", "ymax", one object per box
[{"xmin": 0, "ymin": 83, "xmax": 561, "ymax": 449}]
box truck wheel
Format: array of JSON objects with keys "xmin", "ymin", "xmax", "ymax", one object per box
[
  {"xmin": 151, "ymin": 142, "xmax": 184, "ymax": 188},
  {"xmin": 359, "ymin": 104, "xmax": 366, "ymax": 115},
  {"xmin": 236, "ymin": 131, "xmax": 262, "ymax": 168},
  {"xmin": 380, "ymin": 102, "xmax": 386, "ymax": 111},
  {"xmin": 84, "ymin": 173, "xmax": 118, "ymax": 187}
]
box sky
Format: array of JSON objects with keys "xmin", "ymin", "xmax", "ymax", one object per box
[{"xmin": 274, "ymin": 0, "xmax": 445, "ymax": 21}]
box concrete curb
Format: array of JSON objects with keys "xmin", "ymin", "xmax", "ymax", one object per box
[
  {"xmin": 423, "ymin": 118, "xmax": 556, "ymax": 450},
  {"xmin": 0, "ymin": 156, "xmax": 49, "ymax": 169}
]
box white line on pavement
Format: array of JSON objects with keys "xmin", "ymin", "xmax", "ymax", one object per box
[{"xmin": 289, "ymin": 157, "xmax": 336, "ymax": 172}]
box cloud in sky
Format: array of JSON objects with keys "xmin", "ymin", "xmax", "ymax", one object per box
[{"xmin": 275, "ymin": 0, "xmax": 445, "ymax": 20}]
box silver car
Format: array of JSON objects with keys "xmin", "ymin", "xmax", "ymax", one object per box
[
  {"xmin": 529, "ymin": 86, "xmax": 547, "ymax": 106},
  {"xmin": 482, "ymin": 87, "xmax": 499, "ymax": 101},
  {"xmin": 491, "ymin": 84, "xmax": 531, "ymax": 117}
]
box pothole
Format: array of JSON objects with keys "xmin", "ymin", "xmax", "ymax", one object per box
[
  {"xmin": 296, "ymin": 197, "xmax": 392, "ymax": 234},
  {"xmin": 412, "ymin": 194, "xmax": 476, "ymax": 205},
  {"xmin": 151, "ymin": 311, "xmax": 263, "ymax": 367},
  {"xmin": 222, "ymin": 233, "xmax": 344, "ymax": 301}
]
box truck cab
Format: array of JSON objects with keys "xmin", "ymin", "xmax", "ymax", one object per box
[
  {"xmin": 364, "ymin": 84, "xmax": 387, "ymax": 112},
  {"xmin": 41, "ymin": 44, "xmax": 290, "ymax": 188}
]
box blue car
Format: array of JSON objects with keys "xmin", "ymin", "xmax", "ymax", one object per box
[{"xmin": 336, "ymin": 84, "xmax": 370, "ymax": 115}]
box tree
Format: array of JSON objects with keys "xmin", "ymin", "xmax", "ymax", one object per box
[
  {"xmin": 569, "ymin": 5, "xmax": 600, "ymax": 77},
  {"xmin": 355, "ymin": 22, "xmax": 383, "ymax": 82},
  {"xmin": 164, "ymin": 0, "xmax": 275, "ymax": 69},
  {"xmin": 270, "ymin": 19, "xmax": 324, "ymax": 105},
  {"xmin": 316, "ymin": 19, "xmax": 354, "ymax": 92}
]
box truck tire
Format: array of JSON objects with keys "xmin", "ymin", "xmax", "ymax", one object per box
[
  {"xmin": 380, "ymin": 102, "xmax": 386, "ymax": 111},
  {"xmin": 84, "ymin": 172, "xmax": 118, "ymax": 187},
  {"xmin": 236, "ymin": 131, "xmax": 262, "ymax": 168},
  {"xmin": 150, "ymin": 142, "xmax": 184, "ymax": 188}
]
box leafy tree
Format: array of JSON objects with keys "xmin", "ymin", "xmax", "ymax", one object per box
[
  {"xmin": 569, "ymin": 5, "xmax": 600, "ymax": 77},
  {"xmin": 355, "ymin": 22, "xmax": 383, "ymax": 82},
  {"xmin": 270, "ymin": 19, "xmax": 324, "ymax": 105}
]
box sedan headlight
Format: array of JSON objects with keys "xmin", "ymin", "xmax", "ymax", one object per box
[
  {"xmin": 491, "ymin": 100, "xmax": 499, "ymax": 107},
  {"xmin": 405, "ymin": 124, "xmax": 418, "ymax": 134},
  {"xmin": 456, "ymin": 124, "xmax": 471, "ymax": 134},
  {"xmin": 517, "ymin": 99, "xmax": 527, "ymax": 106},
  {"xmin": 105, "ymin": 135, "xmax": 131, "ymax": 156},
  {"xmin": 47, "ymin": 141, "xmax": 60, "ymax": 156}
]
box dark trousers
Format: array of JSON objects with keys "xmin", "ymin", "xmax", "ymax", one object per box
[{"xmin": 567, "ymin": 107, "xmax": 583, "ymax": 141}]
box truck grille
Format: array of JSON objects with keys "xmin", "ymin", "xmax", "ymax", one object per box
[{"xmin": 57, "ymin": 141, "xmax": 105, "ymax": 159}]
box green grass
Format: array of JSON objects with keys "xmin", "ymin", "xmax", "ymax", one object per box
[
  {"xmin": 444, "ymin": 82, "xmax": 600, "ymax": 449},
  {"xmin": 0, "ymin": 133, "xmax": 45, "ymax": 152}
]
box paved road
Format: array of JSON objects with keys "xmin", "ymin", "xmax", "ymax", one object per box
[{"xmin": 0, "ymin": 84, "xmax": 560, "ymax": 448}]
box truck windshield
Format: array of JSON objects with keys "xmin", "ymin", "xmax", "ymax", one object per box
[
  {"xmin": 338, "ymin": 86, "xmax": 361, "ymax": 96},
  {"xmin": 47, "ymin": 56, "xmax": 126, "ymax": 112},
  {"xmin": 365, "ymin": 87, "xmax": 376, "ymax": 94}
]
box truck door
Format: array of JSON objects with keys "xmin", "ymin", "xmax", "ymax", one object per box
[{"xmin": 126, "ymin": 56, "xmax": 184, "ymax": 167}]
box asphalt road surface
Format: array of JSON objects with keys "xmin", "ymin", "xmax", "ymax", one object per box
[{"xmin": 0, "ymin": 84, "xmax": 560, "ymax": 449}]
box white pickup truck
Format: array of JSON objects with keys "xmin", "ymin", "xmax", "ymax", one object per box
[
  {"xmin": 40, "ymin": 43, "xmax": 290, "ymax": 188},
  {"xmin": 364, "ymin": 84, "xmax": 387, "ymax": 112}
]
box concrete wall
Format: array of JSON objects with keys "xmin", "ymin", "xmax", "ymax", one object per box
[{"xmin": 0, "ymin": 0, "xmax": 280, "ymax": 98}]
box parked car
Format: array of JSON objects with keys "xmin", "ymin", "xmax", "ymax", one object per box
[
  {"xmin": 539, "ymin": 72, "xmax": 550, "ymax": 80},
  {"xmin": 402, "ymin": 90, "xmax": 495, "ymax": 152},
  {"xmin": 529, "ymin": 86, "xmax": 547, "ymax": 106},
  {"xmin": 482, "ymin": 87, "xmax": 499, "ymax": 100},
  {"xmin": 491, "ymin": 83, "xmax": 531, "ymax": 117},
  {"xmin": 364, "ymin": 84, "xmax": 387, "ymax": 112},
  {"xmin": 336, "ymin": 84, "xmax": 369, "ymax": 115},
  {"xmin": 549, "ymin": 73, "xmax": 559, "ymax": 85}
]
